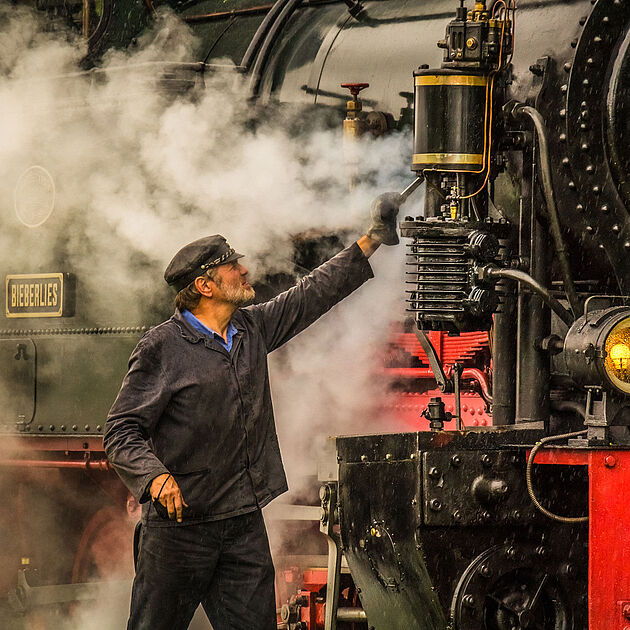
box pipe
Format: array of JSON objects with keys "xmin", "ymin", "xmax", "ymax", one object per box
[
  {"xmin": 486, "ymin": 267, "xmax": 574, "ymax": 327},
  {"xmin": 516, "ymin": 104, "xmax": 581, "ymax": 317},
  {"xmin": 337, "ymin": 608, "xmax": 367, "ymax": 622},
  {"xmin": 248, "ymin": 0, "xmax": 304, "ymax": 96},
  {"xmin": 241, "ymin": 0, "xmax": 291, "ymax": 72},
  {"xmin": 0, "ymin": 459, "xmax": 111, "ymax": 470}
]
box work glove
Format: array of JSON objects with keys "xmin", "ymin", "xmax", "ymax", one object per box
[{"xmin": 367, "ymin": 192, "xmax": 402, "ymax": 246}]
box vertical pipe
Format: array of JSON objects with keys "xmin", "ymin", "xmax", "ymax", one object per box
[
  {"xmin": 492, "ymin": 279, "xmax": 517, "ymax": 425},
  {"xmin": 516, "ymin": 144, "xmax": 551, "ymax": 423}
]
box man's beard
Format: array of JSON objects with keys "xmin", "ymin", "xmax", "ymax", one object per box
[{"xmin": 216, "ymin": 278, "xmax": 256, "ymax": 306}]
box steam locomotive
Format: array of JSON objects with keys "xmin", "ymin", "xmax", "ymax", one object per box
[{"xmin": 2, "ymin": 0, "xmax": 630, "ymax": 628}]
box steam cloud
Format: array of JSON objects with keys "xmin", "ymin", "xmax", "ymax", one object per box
[{"xmin": 0, "ymin": 5, "xmax": 422, "ymax": 628}]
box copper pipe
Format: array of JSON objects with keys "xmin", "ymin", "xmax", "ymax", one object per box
[{"xmin": 0, "ymin": 459, "xmax": 111, "ymax": 470}]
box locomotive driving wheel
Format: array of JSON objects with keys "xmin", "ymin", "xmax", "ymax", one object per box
[{"xmin": 451, "ymin": 544, "xmax": 573, "ymax": 630}]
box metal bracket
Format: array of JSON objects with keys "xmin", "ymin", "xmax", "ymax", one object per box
[
  {"xmin": 413, "ymin": 327, "xmax": 453, "ymax": 393},
  {"xmin": 320, "ymin": 482, "xmax": 342, "ymax": 630}
]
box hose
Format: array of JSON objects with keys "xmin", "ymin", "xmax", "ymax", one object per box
[
  {"xmin": 525, "ymin": 429, "xmax": 588, "ymax": 524},
  {"xmin": 486, "ymin": 267, "xmax": 574, "ymax": 327},
  {"xmin": 517, "ymin": 105, "xmax": 581, "ymax": 318}
]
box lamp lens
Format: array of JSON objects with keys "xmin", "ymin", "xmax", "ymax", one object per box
[{"xmin": 605, "ymin": 318, "xmax": 630, "ymax": 393}]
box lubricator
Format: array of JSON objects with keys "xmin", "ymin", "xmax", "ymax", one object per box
[{"xmin": 402, "ymin": 0, "xmax": 513, "ymax": 332}]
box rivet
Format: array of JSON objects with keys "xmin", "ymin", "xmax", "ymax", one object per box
[
  {"xmin": 38, "ymin": 425, "xmax": 43, "ymax": 431},
  {"xmin": 602, "ymin": 16, "xmax": 610, "ymax": 24},
  {"xmin": 576, "ymin": 204, "xmax": 584, "ymax": 212},
  {"xmin": 562, "ymin": 157, "xmax": 570, "ymax": 166},
  {"xmin": 563, "ymin": 63, "xmax": 572, "ymax": 73},
  {"xmin": 428, "ymin": 466, "xmax": 441, "ymax": 478},
  {"xmin": 599, "ymin": 243, "xmax": 605, "ymax": 249},
  {"xmin": 451, "ymin": 454, "xmax": 462, "ymax": 467},
  {"xmin": 480, "ymin": 564, "xmax": 492, "ymax": 577},
  {"xmin": 581, "ymin": 122, "xmax": 589, "ymax": 131},
  {"xmin": 613, "ymin": 224, "xmax": 620, "ymax": 234},
  {"xmin": 481, "ymin": 454, "xmax": 493, "ymax": 467},
  {"xmin": 96, "ymin": 425, "xmax": 102, "ymax": 432},
  {"xmin": 586, "ymin": 164, "xmax": 594, "ymax": 173},
  {"xmin": 49, "ymin": 425, "xmax": 55, "ymax": 431},
  {"xmin": 463, "ymin": 594, "xmax": 475, "ymax": 607},
  {"xmin": 625, "ymin": 242, "xmax": 630, "ymax": 251},
  {"xmin": 581, "ymin": 142, "xmax": 589, "ymax": 151},
  {"xmin": 594, "ymin": 36, "xmax": 603, "ymax": 43},
  {"xmin": 84, "ymin": 425, "xmax": 90, "ymax": 431},
  {"xmin": 583, "ymin": 78, "xmax": 590, "ymax": 87},
  {"xmin": 360, "ymin": 454, "xmax": 368, "ymax": 462},
  {"xmin": 571, "ymin": 39, "xmax": 578, "ymax": 48},
  {"xmin": 586, "ymin": 225, "xmax": 594, "ymax": 233},
  {"xmin": 568, "ymin": 181, "xmax": 576, "ymax": 190},
  {"xmin": 505, "ymin": 546, "xmax": 517, "ymax": 559},
  {"xmin": 559, "ymin": 133, "xmax": 567, "ymax": 142},
  {"xmin": 452, "ymin": 510, "xmax": 463, "ymax": 522},
  {"xmin": 561, "ymin": 84, "xmax": 568, "ymax": 93},
  {"xmin": 61, "ymin": 425, "xmax": 66, "ymax": 431},
  {"xmin": 559, "ymin": 108, "xmax": 566, "ymax": 118},
  {"xmin": 593, "ymin": 185, "xmax": 601, "ymax": 194},
  {"xmin": 601, "ymin": 204, "xmax": 609, "ymax": 213},
  {"xmin": 587, "ymin": 57, "xmax": 595, "ymax": 66},
  {"xmin": 605, "ymin": 455, "xmax": 616, "ymax": 468},
  {"xmin": 72, "ymin": 425, "xmax": 78, "ymax": 431},
  {"xmin": 579, "ymin": 16, "xmax": 587, "ymax": 25}
]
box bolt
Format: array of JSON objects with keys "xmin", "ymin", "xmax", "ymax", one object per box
[
  {"xmin": 511, "ymin": 509, "xmax": 522, "ymax": 520},
  {"xmin": 604, "ymin": 455, "xmax": 616, "ymax": 468},
  {"xmin": 481, "ymin": 454, "xmax": 493, "ymax": 467},
  {"xmin": 536, "ymin": 545, "xmax": 548, "ymax": 557},
  {"xmin": 463, "ymin": 594, "xmax": 475, "ymax": 608},
  {"xmin": 505, "ymin": 546, "xmax": 517, "ymax": 559},
  {"xmin": 429, "ymin": 499, "xmax": 442, "ymax": 512},
  {"xmin": 451, "ymin": 454, "xmax": 462, "ymax": 467},
  {"xmin": 479, "ymin": 564, "xmax": 493, "ymax": 578},
  {"xmin": 428, "ymin": 466, "xmax": 440, "ymax": 479},
  {"xmin": 452, "ymin": 510, "xmax": 463, "ymax": 522},
  {"xmin": 562, "ymin": 562, "xmax": 577, "ymax": 577}
]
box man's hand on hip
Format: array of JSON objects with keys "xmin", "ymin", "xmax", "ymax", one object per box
[{"xmin": 150, "ymin": 473, "xmax": 189, "ymax": 523}]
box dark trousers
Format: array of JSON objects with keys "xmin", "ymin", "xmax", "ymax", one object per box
[{"xmin": 127, "ymin": 510, "xmax": 276, "ymax": 630}]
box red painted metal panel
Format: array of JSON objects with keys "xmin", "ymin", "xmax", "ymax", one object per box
[
  {"xmin": 587, "ymin": 450, "xmax": 630, "ymax": 630},
  {"xmin": 527, "ymin": 447, "xmax": 630, "ymax": 630}
]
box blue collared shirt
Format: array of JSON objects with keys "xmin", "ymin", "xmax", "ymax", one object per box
[{"xmin": 181, "ymin": 309, "xmax": 238, "ymax": 352}]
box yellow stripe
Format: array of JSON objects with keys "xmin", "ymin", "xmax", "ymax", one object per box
[
  {"xmin": 413, "ymin": 153, "xmax": 484, "ymax": 165},
  {"xmin": 415, "ymin": 75, "xmax": 488, "ymax": 87}
]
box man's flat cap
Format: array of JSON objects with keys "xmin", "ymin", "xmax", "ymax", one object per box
[{"xmin": 164, "ymin": 235, "xmax": 244, "ymax": 291}]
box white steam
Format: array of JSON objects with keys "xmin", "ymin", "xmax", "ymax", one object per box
[{"xmin": 0, "ymin": 5, "xmax": 422, "ymax": 628}]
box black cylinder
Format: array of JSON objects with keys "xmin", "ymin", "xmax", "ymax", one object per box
[{"xmin": 412, "ymin": 69, "xmax": 489, "ymax": 173}]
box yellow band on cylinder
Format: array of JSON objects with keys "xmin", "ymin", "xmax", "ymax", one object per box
[
  {"xmin": 413, "ymin": 153, "xmax": 484, "ymax": 165},
  {"xmin": 414, "ymin": 75, "xmax": 488, "ymax": 87}
]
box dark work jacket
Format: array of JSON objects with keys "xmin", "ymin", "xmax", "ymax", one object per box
[{"xmin": 104, "ymin": 243, "xmax": 374, "ymax": 525}]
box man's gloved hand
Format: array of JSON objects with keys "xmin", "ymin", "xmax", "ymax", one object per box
[{"xmin": 367, "ymin": 192, "xmax": 402, "ymax": 246}]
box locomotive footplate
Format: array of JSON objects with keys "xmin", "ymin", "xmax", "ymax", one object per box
[{"xmin": 336, "ymin": 429, "xmax": 588, "ymax": 630}]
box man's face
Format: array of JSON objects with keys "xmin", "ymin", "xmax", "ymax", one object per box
[{"xmin": 210, "ymin": 260, "xmax": 255, "ymax": 306}]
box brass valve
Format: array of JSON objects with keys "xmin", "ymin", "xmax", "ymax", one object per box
[{"xmin": 341, "ymin": 82, "xmax": 369, "ymax": 138}]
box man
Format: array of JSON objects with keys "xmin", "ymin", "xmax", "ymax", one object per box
[{"xmin": 104, "ymin": 193, "xmax": 401, "ymax": 630}]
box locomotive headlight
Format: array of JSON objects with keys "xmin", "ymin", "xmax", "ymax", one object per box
[{"xmin": 563, "ymin": 308, "xmax": 630, "ymax": 395}]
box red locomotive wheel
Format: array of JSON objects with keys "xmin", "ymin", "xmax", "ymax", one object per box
[{"xmin": 71, "ymin": 506, "xmax": 136, "ymax": 583}]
